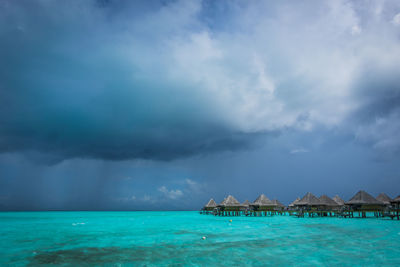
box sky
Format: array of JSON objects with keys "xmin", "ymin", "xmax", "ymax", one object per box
[{"xmin": 1, "ymin": 0, "xmax": 400, "ymax": 210}]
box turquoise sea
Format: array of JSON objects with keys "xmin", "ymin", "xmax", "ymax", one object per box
[{"xmin": 1, "ymin": 211, "xmax": 400, "ymax": 266}]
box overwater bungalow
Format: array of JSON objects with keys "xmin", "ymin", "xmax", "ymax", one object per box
[
  {"xmin": 288, "ymin": 197, "xmax": 300, "ymax": 210},
  {"xmin": 294, "ymin": 192, "xmax": 322, "ymax": 217},
  {"xmin": 295, "ymin": 192, "xmax": 321, "ymax": 207},
  {"xmin": 217, "ymin": 195, "xmax": 243, "ymax": 216},
  {"xmin": 242, "ymin": 200, "xmax": 251, "ymax": 210},
  {"xmin": 250, "ymin": 194, "xmax": 275, "ymax": 216},
  {"xmin": 345, "ymin": 190, "xmax": 385, "ymax": 218},
  {"xmin": 376, "ymin": 193, "xmax": 392, "ymax": 206},
  {"xmin": 390, "ymin": 195, "xmax": 400, "ymax": 220},
  {"xmin": 333, "ymin": 195, "xmax": 345, "ymax": 206},
  {"xmin": 272, "ymin": 199, "xmax": 285, "ymax": 211},
  {"xmin": 319, "ymin": 195, "xmax": 340, "ymax": 216},
  {"xmin": 319, "ymin": 195, "xmax": 339, "ymax": 207},
  {"xmin": 202, "ymin": 198, "xmax": 217, "ymax": 213},
  {"xmin": 288, "ymin": 197, "xmax": 300, "ymax": 215}
]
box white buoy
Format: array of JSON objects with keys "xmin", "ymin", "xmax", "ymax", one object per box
[{"xmin": 202, "ymin": 236, "xmax": 206, "ymax": 240}]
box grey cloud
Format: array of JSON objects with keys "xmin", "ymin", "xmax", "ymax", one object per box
[
  {"xmin": 1, "ymin": 0, "xmax": 400, "ymax": 162},
  {"xmin": 352, "ymin": 66, "xmax": 400, "ymax": 123},
  {"xmin": 0, "ymin": 0, "xmax": 264, "ymax": 161},
  {"xmin": 347, "ymin": 63, "xmax": 400, "ymax": 155}
]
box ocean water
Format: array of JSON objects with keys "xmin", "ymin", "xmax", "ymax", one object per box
[{"xmin": 0, "ymin": 212, "xmax": 400, "ymax": 266}]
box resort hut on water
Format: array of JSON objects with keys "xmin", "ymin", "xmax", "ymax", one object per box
[
  {"xmin": 333, "ymin": 195, "xmax": 345, "ymax": 206},
  {"xmin": 203, "ymin": 198, "xmax": 217, "ymax": 211},
  {"xmin": 288, "ymin": 197, "xmax": 300, "ymax": 210},
  {"xmin": 376, "ymin": 193, "xmax": 392, "ymax": 206},
  {"xmin": 242, "ymin": 200, "xmax": 251, "ymax": 210},
  {"xmin": 345, "ymin": 190, "xmax": 385, "ymax": 218},
  {"xmin": 250, "ymin": 194, "xmax": 275, "ymax": 216},
  {"xmin": 217, "ymin": 195, "xmax": 243, "ymax": 216},
  {"xmin": 319, "ymin": 195, "xmax": 340, "ymax": 215},
  {"xmin": 390, "ymin": 195, "xmax": 400, "ymax": 220},
  {"xmin": 294, "ymin": 193, "xmax": 321, "ymax": 216},
  {"xmin": 295, "ymin": 192, "xmax": 321, "ymax": 207},
  {"xmin": 272, "ymin": 199, "xmax": 285, "ymax": 211}
]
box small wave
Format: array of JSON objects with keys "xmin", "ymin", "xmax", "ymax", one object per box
[{"xmin": 72, "ymin": 222, "xmax": 86, "ymax": 226}]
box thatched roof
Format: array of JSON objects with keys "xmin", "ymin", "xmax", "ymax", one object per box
[
  {"xmin": 319, "ymin": 195, "xmax": 339, "ymax": 206},
  {"xmin": 219, "ymin": 195, "xmax": 242, "ymax": 207},
  {"xmin": 204, "ymin": 198, "xmax": 217, "ymax": 208},
  {"xmin": 252, "ymin": 194, "xmax": 274, "ymax": 206},
  {"xmin": 289, "ymin": 197, "xmax": 300, "ymax": 207},
  {"xmin": 345, "ymin": 190, "xmax": 383, "ymax": 205},
  {"xmin": 272, "ymin": 199, "xmax": 285, "ymax": 208},
  {"xmin": 296, "ymin": 192, "xmax": 321, "ymax": 206},
  {"xmin": 242, "ymin": 200, "xmax": 251, "ymax": 206},
  {"xmin": 376, "ymin": 193, "xmax": 392, "ymax": 205},
  {"xmin": 333, "ymin": 195, "xmax": 345, "ymax": 206},
  {"xmin": 391, "ymin": 195, "xmax": 400, "ymax": 203}
]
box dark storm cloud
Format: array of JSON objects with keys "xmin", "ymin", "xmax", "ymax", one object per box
[
  {"xmin": 0, "ymin": 0, "xmax": 265, "ymax": 161},
  {"xmin": 2, "ymin": 0, "xmax": 400, "ymax": 211},
  {"xmin": 1, "ymin": 0, "xmax": 400, "ymax": 163}
]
